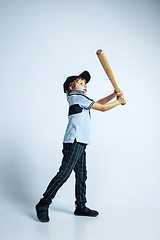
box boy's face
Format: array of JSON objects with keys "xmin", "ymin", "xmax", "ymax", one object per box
[{"xmin": 74, "ymin": 79, "xmax": 87, "ymax": 95}]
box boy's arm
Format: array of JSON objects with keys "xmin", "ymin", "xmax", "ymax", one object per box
[
  {"xmin": 91, "ymin": 94, "xmax": 124, "ymax": 112},
  {"xmin": 97, "ymin": 92, "xmax": 117, "ymax": 104},
  {"xmin": 97, "ymin": 89, "xmax": 122, "ymax": 104}
]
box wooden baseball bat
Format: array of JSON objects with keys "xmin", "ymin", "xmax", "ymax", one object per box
[{"xmin": 96, "ymin": 49, "xmax": 126, "ymax": 105}]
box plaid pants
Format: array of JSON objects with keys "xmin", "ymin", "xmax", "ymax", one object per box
[{"xmin": 43, "ymin": 141, "xmax": 87, "ymax": 208}]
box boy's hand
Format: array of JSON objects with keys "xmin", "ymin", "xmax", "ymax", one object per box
[
  {"xmin": 117, "ymin": 94, "xmax": 125, "ymax": 103},
  {"xmin": 114, "ymin": 89, "xmax": 122, "ymax": 96}
]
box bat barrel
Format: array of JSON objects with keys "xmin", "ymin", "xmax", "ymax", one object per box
[
  {"xmin": 96, "ymin": 49, "xmax": 119, "ymax": 92},
  {"xmin": 96, "ymin": 49, "xmax": 126, "ymax": 106}
]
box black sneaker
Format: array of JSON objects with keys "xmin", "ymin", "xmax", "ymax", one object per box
[
  {"xmin": 35, "ymin": 202, "xmax": 50, "ymax": 222},
  {"xmin": 74, "ymin": 206, "xmax": 99, "ymax": 217}
]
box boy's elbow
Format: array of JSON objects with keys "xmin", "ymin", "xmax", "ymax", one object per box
[
  {"xmin": 101, "ymin": 106, "xmax": 106, "ymax": 112},
  {"xmin": 101, "ymin": 105, "xmax": 111, "ymax": 112}
]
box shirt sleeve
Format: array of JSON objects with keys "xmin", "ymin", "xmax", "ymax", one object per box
[{"xmin": 79, "ymin": 95, "xmax": 95, "ymax": 109}]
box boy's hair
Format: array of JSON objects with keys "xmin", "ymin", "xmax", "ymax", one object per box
[{"xmin": 66, "ymin": 77, "xmax": 85, "ymax": 102}]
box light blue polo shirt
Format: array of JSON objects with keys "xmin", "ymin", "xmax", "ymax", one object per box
[{"xmin": 63, "ymin": 90, "xmax": 95, "ymax": 144}]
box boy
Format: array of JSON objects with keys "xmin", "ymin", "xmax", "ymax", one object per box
[{"xmin": 35, "ymin": 70, "xmax": 124, "ymax": 222}]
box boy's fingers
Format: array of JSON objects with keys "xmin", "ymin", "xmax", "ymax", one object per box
[{"xmin": 117, "ymin": 92, "xmax": 122, "ymax": 97}]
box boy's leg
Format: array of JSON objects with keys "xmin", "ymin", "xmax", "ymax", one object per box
[
  {"xmin": 36, "ymin": 141, "xmax": 85, "ymax": 222},
  {"xmin": 74, "ymin": 146, "xmax": 87, "ymax": 209},
  {"xmin": 74, "ymin": 146, "xmax": 99, "ymax": 217}
]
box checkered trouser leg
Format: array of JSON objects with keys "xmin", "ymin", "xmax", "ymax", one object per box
[
  {"xmin": 43, "ymin": 141, "xmax": 87, "ymax": 206},
  {"xmin": 74, "ymin": 149, "xmax": 87, "ymax": 207}
]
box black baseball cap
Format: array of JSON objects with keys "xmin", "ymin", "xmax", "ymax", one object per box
[{"xmin": 63, "ymin": 70, "xmax": 91, "ymax": 93}]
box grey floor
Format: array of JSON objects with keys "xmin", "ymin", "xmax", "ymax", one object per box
[{"xmin": 1, "ymin": 199, "xmax": 160, "ymax": 240}]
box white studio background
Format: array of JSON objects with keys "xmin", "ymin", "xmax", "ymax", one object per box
[{"xmin": 0, "ymin": 0, "xmax": 160, "ymax": 213}]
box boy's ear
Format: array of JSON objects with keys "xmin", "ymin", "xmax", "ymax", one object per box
[{"xmin": 69, "ymin": 85, "xmax": 74, "ymax": 91}]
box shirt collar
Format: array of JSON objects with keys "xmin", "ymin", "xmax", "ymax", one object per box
[{"xmin": 69, "ymin": 90, "xmax": 85, "ymax": 96}]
